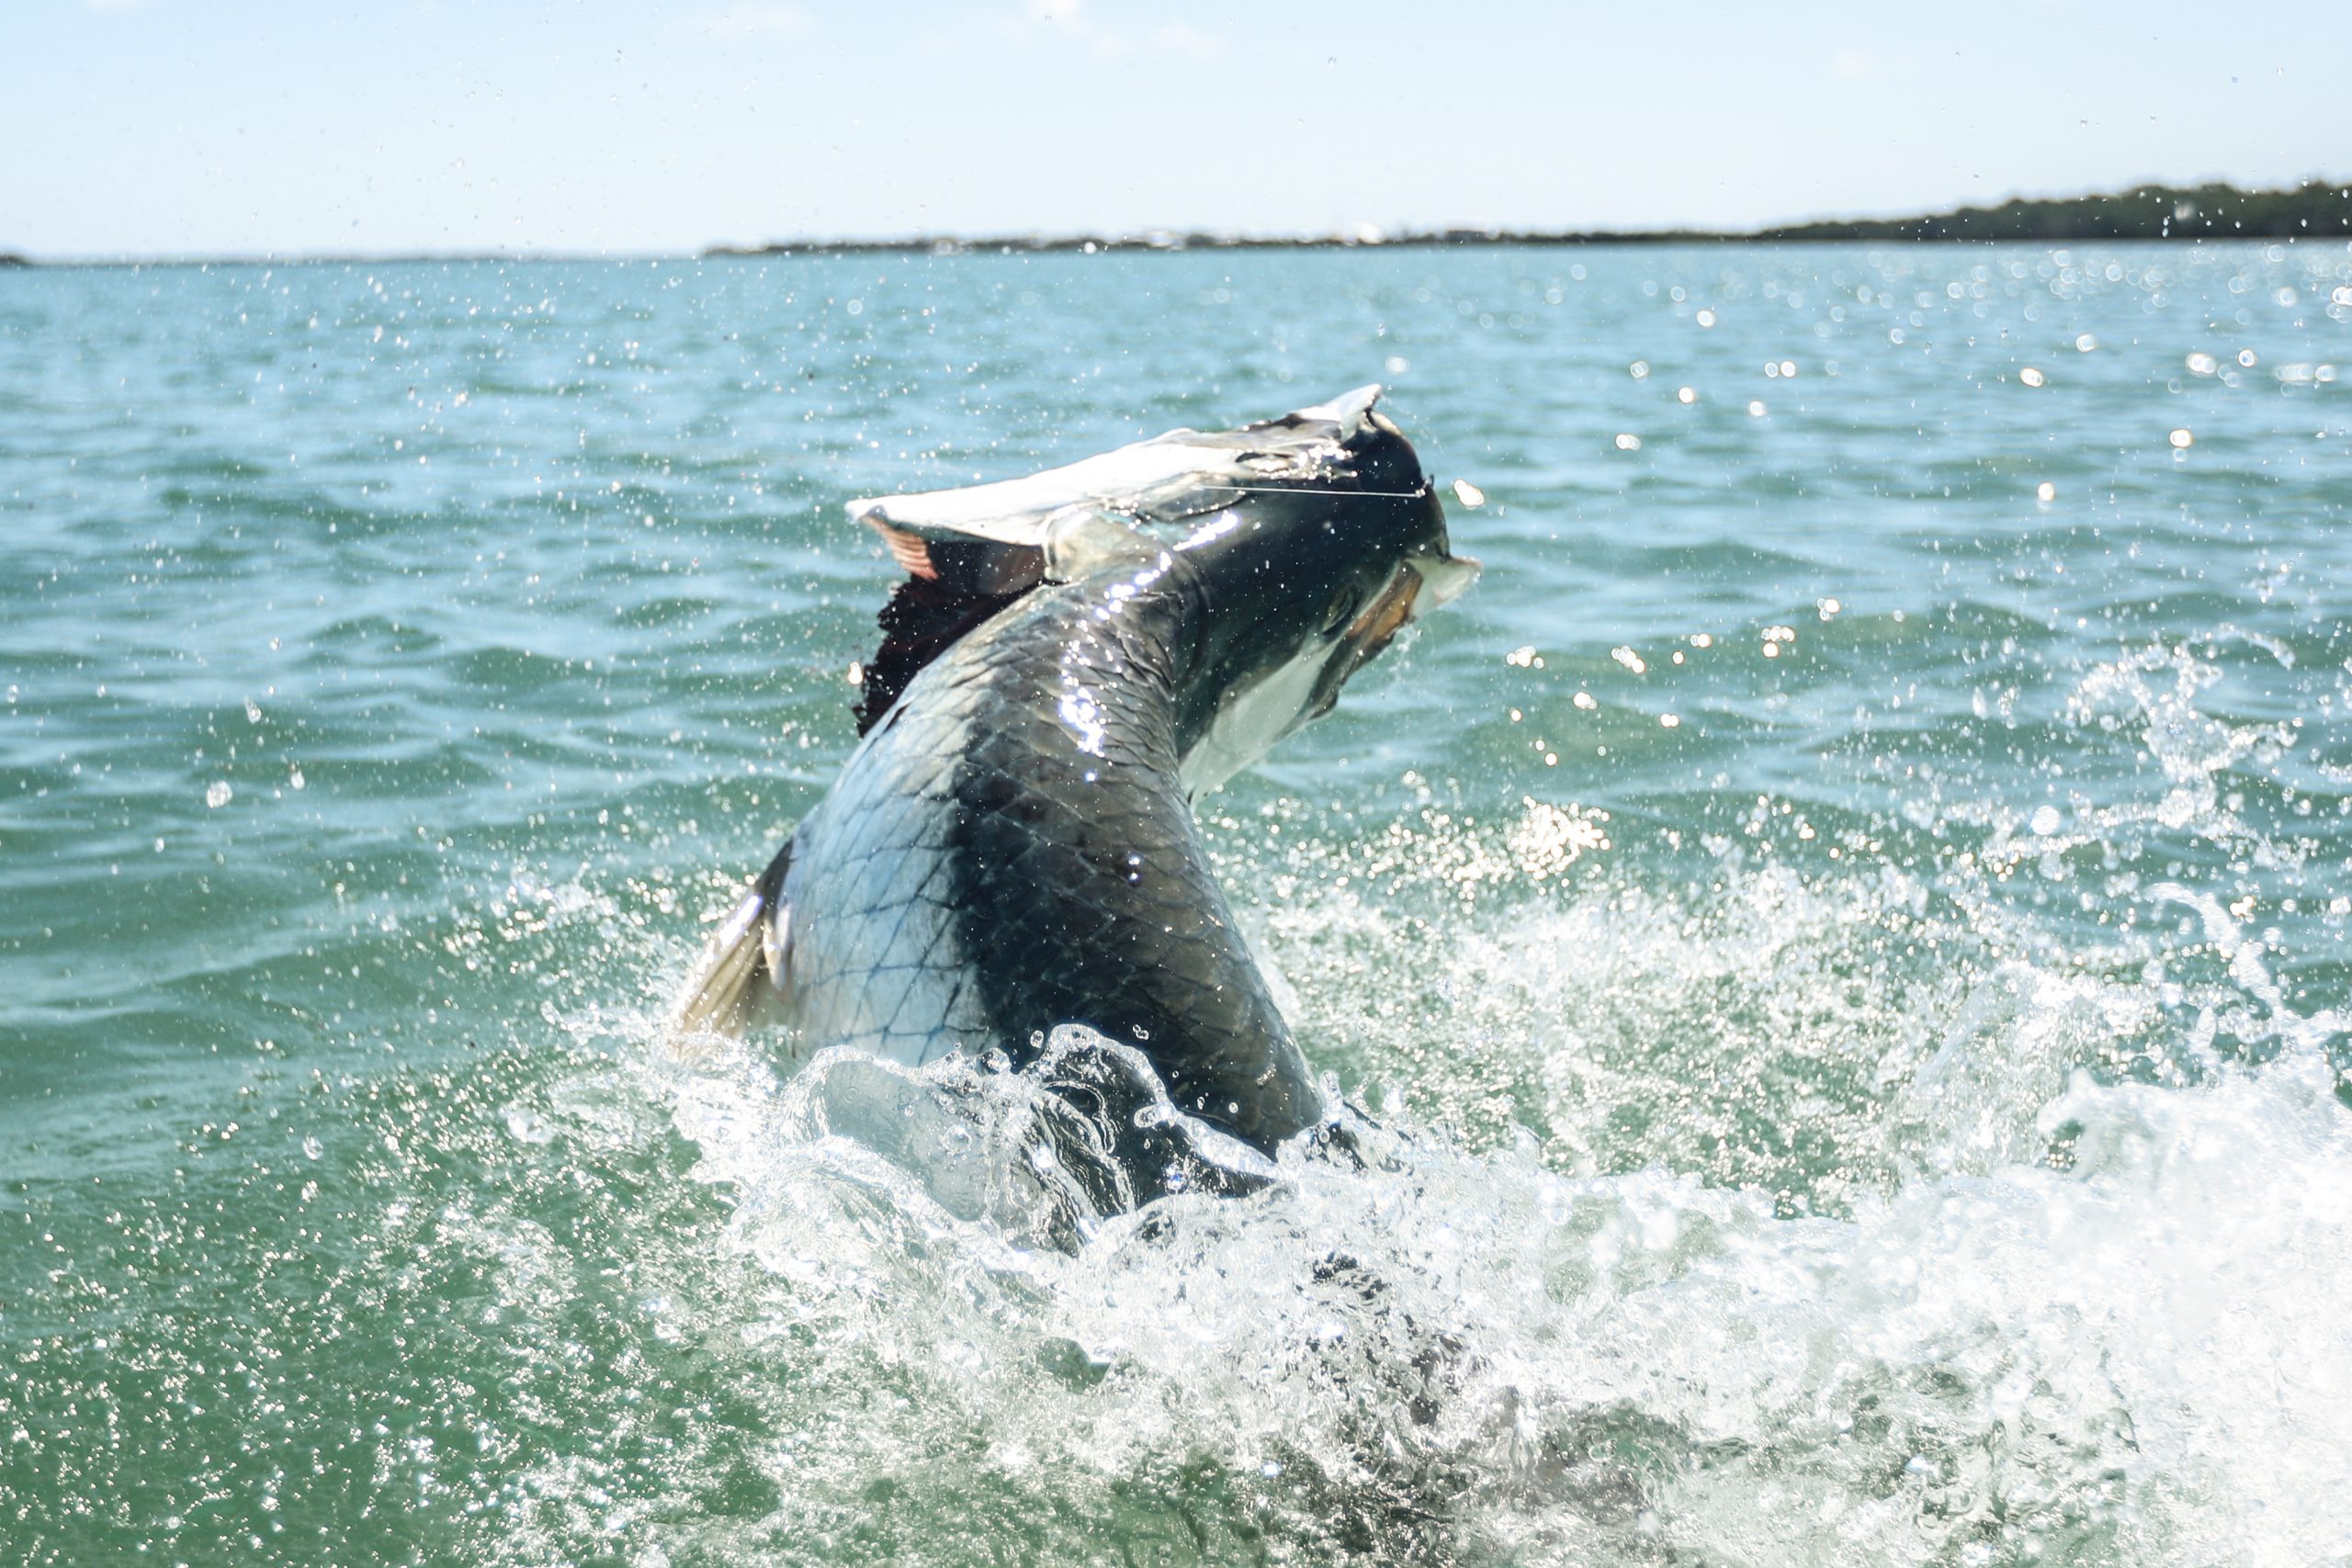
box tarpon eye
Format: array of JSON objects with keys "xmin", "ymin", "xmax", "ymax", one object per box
[{"xmin": 1320, "ymin": 581, "xmax": 1362, "ymax": 636}]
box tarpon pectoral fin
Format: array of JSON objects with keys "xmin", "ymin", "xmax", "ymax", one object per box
[
  {"xmin": 843, "ymin": 385, "xmax": 1390, "ymax": 547},
  {"xmin": 672, "ymin": 837, "xmax": 795, "ymax": 1039},
  {"xmin": 842, "ymin": 388, "xmax": 1401, "ymax": 735}
]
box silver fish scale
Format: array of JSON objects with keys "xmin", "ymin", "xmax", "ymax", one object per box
[{"xmin": 777, "ymin": 578, "xmax": 1322, "ymax": 1152}]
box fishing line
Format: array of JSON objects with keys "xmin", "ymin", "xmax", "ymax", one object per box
[{"xmin": 1193, "ymin": 483, "xmax": 1432, "ymax": 498}]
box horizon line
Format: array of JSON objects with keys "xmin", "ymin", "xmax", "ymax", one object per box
[{"xmin": 6, "ymin": 176, "xmax": 2346, "ymax": 270}]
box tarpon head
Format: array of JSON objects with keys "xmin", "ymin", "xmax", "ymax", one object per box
[
  {"xmin": 1149, "ymin": 388, "xmax": 1479, "ymax": 796},
  {"xmin": 845, "ymin": 386, "xmax": 1476, "ymax": 787}
]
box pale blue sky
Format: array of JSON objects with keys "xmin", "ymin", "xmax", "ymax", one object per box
[{"xmin": 5, "ymin": 0, "xmax": 2344, "ymax": 259}]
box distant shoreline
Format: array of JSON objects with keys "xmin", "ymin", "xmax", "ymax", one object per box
[
  {"xmin": 717, "ymin": 180, "xmax": 2352, "ymax": 257},
  {"xmin": 6, "ymin": 180, "xmax": 2346, "ymax": 269}
]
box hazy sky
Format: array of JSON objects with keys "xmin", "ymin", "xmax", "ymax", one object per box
[{"xmin": 6, "ymin": 0, "xmax": 2345, "ymax": 258}]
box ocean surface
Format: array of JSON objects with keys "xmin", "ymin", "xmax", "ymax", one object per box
[{"xmin": 4, "ymin": 243, "xmax": 2349, "ymax": 1566}]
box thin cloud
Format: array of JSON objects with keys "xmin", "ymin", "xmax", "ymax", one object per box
[
  {"xmin": 1829, "ymin": 48, "xmax": 1918, "ymax": 83},
  {"xmin": 1021, "ymin": 0, "xmax": 1090, "ymax": 31},
  {"xmin": 1001, "ymin": 1, "xmax": 1226, "ymax": 62},
  {"xmin": 1149, "ymin": 22, "xmax": 1225, "ymax": 60},
  {"xmin": 686, "ymin": 4, "xmax": 813, "ymax": 39}
]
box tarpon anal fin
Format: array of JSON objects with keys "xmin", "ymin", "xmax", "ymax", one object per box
[{"xmin": 672, "ymin": 836, "xmax": 795, "ymax": 1039}]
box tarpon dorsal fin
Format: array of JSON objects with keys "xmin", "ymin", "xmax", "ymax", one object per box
[
  {"xmin": 853, "ymin": 567, "xmax": 1038, "ymax": 735},
  {"xmin": 845, "ymin": 386, "xmax": 1388, "ymax": 735}
]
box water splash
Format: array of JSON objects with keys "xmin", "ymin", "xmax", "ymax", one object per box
[{"xmin": 645, "ymin": 985, "xmax": 2352, "ymax": 1565}]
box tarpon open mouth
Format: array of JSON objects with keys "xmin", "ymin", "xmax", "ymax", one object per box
[{"xmin": 673, "ymin": 386, "xmax": 1476, "ymax": 1207}]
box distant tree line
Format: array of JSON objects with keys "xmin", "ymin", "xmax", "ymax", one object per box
[
  {"xmin": 703, "ymin": 179, "xmax": 2352, "ymax": 254},
  {"xmin": 1758, "ymin": 180, "xmax": 2352, "ymax": 242},
  {"xmin": 7, "ymin": 181, "xmax": 2348, "ymax": 266}
]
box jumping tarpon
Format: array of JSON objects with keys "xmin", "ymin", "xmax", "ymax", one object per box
[{"xmin": 673, "ymin": 387, "xmax": 1476, "ymax": 1201}]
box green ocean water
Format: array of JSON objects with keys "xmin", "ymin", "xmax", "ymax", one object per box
[{"xmin": 3, "ymin": 244, "xmax": 2349, "ymax": 1566}]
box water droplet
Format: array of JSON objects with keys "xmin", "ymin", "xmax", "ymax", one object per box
[
  {"xmin": 1694, "ymin": 308, "xmax": 1717, "ymax": 327},
  {"xmin": 2168, "ymin": 428, "xmax": 2195, "ymax": 449},
  {"xmin": 2075, "ymin": 333, "xmax": 2098, "ymax": 352},
  {"xmin": 2037, "ymin": 481, "xmax": 2056, "ymax": 502},
  {"xmin": 1676, "ymin": 386, "xmax": 1696, "ymax": 404},
  {"xmin": 2236, "ymin": 348, "xmax": 2258, "ymax": 368},
  {"xmin": 301, "ymin": 1135, "xmax": 323, "ymax": 1160},
  {"xmin": 243, "ymin": 698, "xmax": 263, "ymax": 724},
  {"xmin": 205, "ymin": 780, "xmax": 233, "ymax": 808},
  {"xmin": 1451, "ymin": 478, "xmax": 1485, "ymax": 508},
  {"xmin": 1747, "ymin": 400, "xmax": 1768, "ymax": 417},
  {"xmin": 288, "ymin": 766, "xmax": 306, "ymax": 791},
  {"xmin": 1613, "ymin": 433, "xmax": 1642, "ymax": 451},
  {"xmin": 2018, "ymin": 367, "xmax": 2047, "ymax": 388},
  {"xmin": 502, "ymin": 1106, "xmax": 557, "ymax": 1145},
  {"xmin": 1627, "ymin": 360, "xmax": 1650, "ymax": 379},
  {"xmin": 1384, "ymin": 355, "xmax": 1409, "ymax": 374},
  {"xmin": 2030, "ymin": 805, "xmax": 2063, "ymax": 836},
  {"xmin": 2185, "ymin": 352, "xmax": 2218, "ymax": 376}
]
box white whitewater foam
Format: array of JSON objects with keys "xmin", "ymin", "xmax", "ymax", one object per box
[
  {"xmin": 653, "ymin": 997, "xmax": 2352, "ymax": 1565},
  {"xmin": 635, "ymin": 621, "xmax": 2351, "ymax": 1564}
]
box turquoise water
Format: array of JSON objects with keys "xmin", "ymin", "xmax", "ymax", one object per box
[{"xmin": 4, "ymin": 244, "xmax": 2350, "ymax": 1565}]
